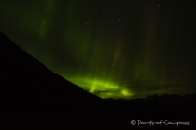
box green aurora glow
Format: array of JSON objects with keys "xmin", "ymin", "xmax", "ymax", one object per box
[{"xmin": 1, "ymin": 0, "xmax": 196, "ymax": 99}]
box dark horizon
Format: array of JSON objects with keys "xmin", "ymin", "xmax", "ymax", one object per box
[{"xmin": 1, "ymin": 0, "xmax": 196, "ymax": 99}]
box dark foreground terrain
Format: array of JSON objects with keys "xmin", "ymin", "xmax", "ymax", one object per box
[{"xmin": 0, "ymin": 32, "xmax": 195, "ymax": 129}]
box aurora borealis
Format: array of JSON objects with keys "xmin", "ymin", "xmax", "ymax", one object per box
[{"xmin": 0, "ymin": 0, "xmax": 196, "ymax": 99}]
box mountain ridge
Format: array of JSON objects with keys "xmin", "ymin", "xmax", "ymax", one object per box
[{"xmin": 0, "ymin": 32, "xmax": 109, "ymax": 126}]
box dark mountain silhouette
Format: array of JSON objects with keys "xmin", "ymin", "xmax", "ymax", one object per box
[
  {"xmin": 0, "ymin": 32, "xmax": 102, "ymax": 105},
  {"xmin": 0, "ymin": 32, "xmax": 117, "ymax": 127},
  {"xmin": 0, "ymin": 32, "xmax": 195, "ymax": 129}
]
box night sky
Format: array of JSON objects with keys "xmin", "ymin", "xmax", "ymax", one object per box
[{"xmin": 1, "ymin": 0, "xmax": 196, "ymax": 99}]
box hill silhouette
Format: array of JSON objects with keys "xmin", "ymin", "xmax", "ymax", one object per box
[
  {"xmin": 0, "ymin": 32, "xmax": 116, "ymax": 127},
  {"xmin": 0, "ymin": 32, "xmax": 195, "ymax": 129}
]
